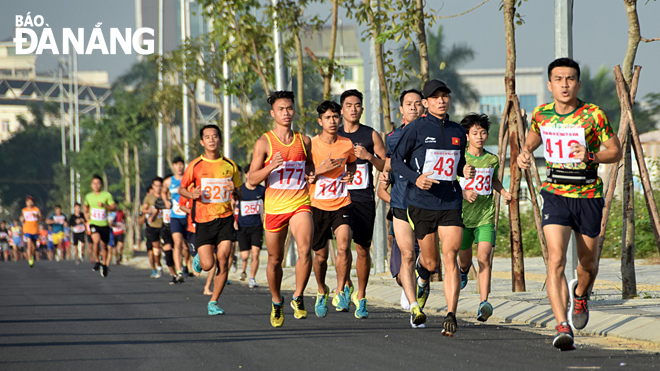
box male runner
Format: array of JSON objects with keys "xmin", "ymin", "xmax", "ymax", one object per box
[
  {"xmin": 378, "ymin": 89, "xmax": 427, "ymax": 327},
  {"xmin": 180, "ymin": 193, "xmax": 216, "ymax": 295},
  {"xmin": 46, "ymin": 205, "xmax": 67, "ymax": 261},
  {"xmin": 391, "ymin": 79, "xmax": 475, "ymax": 336},
  {"xmin": 0, "ymin": 220, "xmax": 10, "ymax": 261},
  {"xmin": 69, "ymin": 203, "xmax": 86, "ymax": 263},
  {"xmin": 236, "ymin": 166, "xmax": 266, "ymax": 289},
  {"xmin": 308, "ymin": 101, "xmax": 358, "ymax": 318},
  {"xmin": 248, "ymin": 91, "xmax": 314, "ymax": 327},
  {"xmin": 179, "ymin": 124, "xmax": 242, "ymax": 315},
  {"xmin": 157, "ymin": 189, "xmax": 178, "ymax": 284},
  {"xmin": 162, "ymin": 156, "xmax": 191, "ymax": 281},
  {"xmin": 457, "ymin": 113, "xmax": 512, "ymax": 322},
  {"xmin": 336, "ymin": 89, "xmax": 386, "ymax": 313},
  {"xmin": 517, "ymin": 58, "xmax": 622, "ymax": 351},
  {"xmin": 84, "ymin": 175, "xmax": 116, "ymax": 277},
  {"xmin": 142, "ymin": 179, "xmax": 164, "ymax": 278},
  {"xmin": 22, "ymin": 196, "xmax": 42, "ymax": 267},
  {"xmin": 10, "ymin": 219, "xmax": 23, "ymax": 261},
  {"xmin": 110, "ymin": 209, "xmax": 125, "ymax": 264}
]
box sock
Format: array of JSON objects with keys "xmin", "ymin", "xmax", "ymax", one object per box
[
  {"xmin": 410, "ymin": 302, "xmax": 420, "ymax": 309},
  {"xmin": 417, "ymin": 277, "xmax": 428, "ymax": 288}
]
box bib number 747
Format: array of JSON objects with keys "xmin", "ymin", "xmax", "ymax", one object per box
[{"xmin": 422, "ymin": 149, "xmax": 460, "ymax": 181}]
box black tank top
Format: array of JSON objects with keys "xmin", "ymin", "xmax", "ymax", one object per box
[
  {"xmin": 0, "ymin": 227, "xmax": 7, "ymax": 242},
  {"xmin": 338, "ymin": 124, "xmax": 375, "ymax": 203}
]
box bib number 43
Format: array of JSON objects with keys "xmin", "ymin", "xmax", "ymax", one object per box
[{"xmin": 422, "ymin": 150, "xmax": 460, "ymax": 181}]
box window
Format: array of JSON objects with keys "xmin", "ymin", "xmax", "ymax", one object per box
[
  {"xmin": 519, "ymin": 95, "xmax": 538, "ymax": 115},
  {"xmin": 344, "ymin": 67, "xmax": 354, "ymax": 81},
  {"xmin": 1, "ymin": 120, "xmax": 10, "ymax": 133}
]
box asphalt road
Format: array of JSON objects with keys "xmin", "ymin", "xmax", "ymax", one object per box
[{"xmin": 1, "ymin": 260, "xmax": 658, "ymax": 371}]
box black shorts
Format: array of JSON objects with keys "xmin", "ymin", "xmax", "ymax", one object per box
[
  {"xmin": 86, "ymin": 234, "xmax": 93, "ymax": 243},
  {"xmin": 114, "ymin": 234, "xmax": 125, "ymax": 244},
  {"xmin": 392, "ymin": 207, "xmax": 408, "ymax": 222},
  {"xmin": 541, "ymin": 190, "xmax": 604, "ymax": 238},
  {"xmin": 237, "ymin": 225, "xmax": 263, "ymax": 252},
  {"xmin": 351, "ymin": 200, "xmax": 375, "ymax": 247},
  {"xmin": 312, "ymin": 205, "xmax": 354, "ymax": 251},
  {"xmin": 408, "ymin": 205, "xmax": 464, "ymax": 241},
  {"xmin": 145, "ymin": 226, "xmax": 161, "ymax": 250},
  {"xmin": 161, "ymin": 225, "xmax": 173, "ymax": 246},
  {"xmin": 89, "ymin": 225, "xmax": 111, "ymax": 245},
  {"xmin": 196, "ymin": 216, "xmax": 235, "ymax": 247},
  {"xmin": 73, "ymin": 233, "xmax": 85, "ymax": 246}
]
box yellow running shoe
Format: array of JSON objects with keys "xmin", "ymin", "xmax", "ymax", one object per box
[
  {"xmin": 28, "ymin": 257, "xmax": 34, "ymax": 268},
  {"xmin": 410, "ymin": 305, "xmax": 427, "ymax": 328},
  {"xmin": 332, "ymin": 289, "xmax": 340, "ymax": 308},
  {"xmin": 290, "ymin": 295, "xmax": 307, "ymax": 319},
  {"xmin": 270, "ymin": 298, "xmax": 285, "ymax": 328}
]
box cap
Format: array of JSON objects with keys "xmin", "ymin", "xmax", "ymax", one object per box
[
  {"xmin": 172, "ymin": 156, "xmax": 184, "ymax": 164},
  {"xmin": 422, "ymin": 79, "xmax": 451, "ymax": 98},
  {"xmin": 25, "ymin": 195, "xmax": 34, "ymax": 201}
]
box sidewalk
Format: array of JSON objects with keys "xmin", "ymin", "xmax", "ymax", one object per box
[{"xmin": 123, "ymin": 252, "xmax": 660, "ymax": 345}]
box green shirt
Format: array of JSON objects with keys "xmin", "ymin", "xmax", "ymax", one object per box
[
  {"xmin": 143, "ymin": 194, "xmax": 163, "ymax": 229},
  {"xmin": 458, "ymin": 150, "xmax": 499, "ymax": 229},
  {"xmin": 84, "ymin": 191, "xmax": 115, "ymax": 227}
]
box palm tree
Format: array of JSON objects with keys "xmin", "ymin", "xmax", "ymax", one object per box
[{"xmin": 402, "ymin": 26, "xmax": 479, "ymax": 110}]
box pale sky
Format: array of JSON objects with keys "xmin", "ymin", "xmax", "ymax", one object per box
[{"xmin": 1, "ymin": 0, "xmax": 659, "ymax": 101}]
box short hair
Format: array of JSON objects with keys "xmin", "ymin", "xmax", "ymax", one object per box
[
  {"xmin": 399, "ymin": 89, "xmax": 423, "ymax": 106},
  {"xmin": 340, "ymin": 89, "xmax": 363, "ymax": 105},
  {"xmin": 548, "ymin": 57, "xmax": 581, "ymax": 81},
  {"xmin": 316, "ymin": 101, "xmax": 342, "ymax": 118},
  {"xmin": 74, "ymin": 202, "xmax": 81, "ymax": 207},
  {"xmin": 199, "ymin": 124, "xmax": 221, "ymax": 139},
  {"xmin": 267, "ymin": 91, "xmax": 295, "ymax": 106},
  {"xmin": 151, "ymin": 176, "xmax": 163, "ymax": 185},
  {"xmin": 55, "ymin": 205, "xmax": 61, "ymax": 209},
  {"xmin": 92, "ymin": 174, "xmax": 103, "ymax": 186},
  {"xmin": 236, "ymin": 165, "xmax": 242, "ymax": 174},
  {"xmin": 460, "ymin": 113, "xmax": 491, "ymax": 133}
]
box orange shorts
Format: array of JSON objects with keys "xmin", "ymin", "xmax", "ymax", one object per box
[{"xmin": 264, "ymin": 204, "xmax": 312, "ymax": 232}]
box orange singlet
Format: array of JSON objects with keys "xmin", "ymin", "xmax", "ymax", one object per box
[{"xmin": 263, "ymin": 130, "xmax": 311, "ymax": 232}]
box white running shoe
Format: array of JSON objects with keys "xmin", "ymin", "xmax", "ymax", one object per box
[
  {"xmin": 249, "ymin": 278, "xmax": 259, "ymax": 288},
  {"xmin": 400, "ymin": 289, "xmax": 411, "ymax": 310}
]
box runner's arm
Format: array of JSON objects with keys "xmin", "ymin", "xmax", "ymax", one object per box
[
  {"xmin": 590, "ymin": 136, "xmax": 622, "ymax": 164},
  {"xmin": 248, "ymin": 136, "xmax": 277, "ymax": 185},
  {"xmin": 518, "ymin": 131, "xmax": 543, "ymax": 170},
  {"xmin": 377, "ymin": 172, "xmax": 392, "ymax": 204},
  {"xmin": 369, "ymin": 130, "xmax": 386, "ymax": 172},
  {"xmin": 161, "ymin": 177, "xmax": 172, "ymax": 208},
  {"xmin": 391, "ymin": 125, "xmax": 421, "ymax": 185},
  {"xmin": 303, "ymin": 135, "xmax": 315, "ymax": 177}
]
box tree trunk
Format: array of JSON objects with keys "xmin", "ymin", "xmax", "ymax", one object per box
[
  {"xmin": 415, "ymin": 0, "xmax": 429, "ymax": 87},
  {"xmin": 365, "ymin": 0, "xmax": 392, "ymax": 133},
  {"xmin": 190, "ymin": 85, "xmax": 198, "ymax": 157},
  {"xmin": 503, "ymin": 0, "xmax": 525, "ymax": 292},
  {"xmin": 322, "ymin": 0, "xmax": 339, "ymax": 100},
  {"xmin": 123, "ymin": 140, "xmax": 133, "ymax": 254},
  {"xmin": 133, "ymin": 144, "xmax": 141, "ymax": 250},
  {"xmin": 622, "ymin": 0, "xmax": 641, "ymax": 81},
  {"xmin": 102, "ymin": 170, "xmax": 109, "ymax": 192},
  {"xmin": 293, "ymin": 25, "xmax": 306, "ymax": 132},
  {"xmin": 621, "ymin": 136, "xmax": 637, "ymax": 298}
]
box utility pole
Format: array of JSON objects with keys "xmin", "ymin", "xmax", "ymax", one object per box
[
  {"xmin": 157, "ymin": 0, "xmax": 164, "ymax": 176},
  {"xmin": 222, "ymin": 60, "xmax": 231, "ymax": 159},
  {"xmin": 59, "ymin": 63, "xmax": 66, "ymax": 168},
  {"xmin": 180, "ymin": 0, "xmax": 189, "ymax": 162},
  {"xmin": 554, "ymin": 0, "xmax": 577, "ymax": 282},
  {"xmin": 74, "ymin": 50, "xmax": 80, "ymax": 203},
  {"xmin": 272, "ymin": 0, "xmax": 286, "ymax": 91},
  {"xmin": 68, "ymin": 53, "xmax": 74, "ymax": 213}
]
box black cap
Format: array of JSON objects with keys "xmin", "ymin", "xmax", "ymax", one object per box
[
  {"xmin": 172, "ymin": 156, "xmax": 184, "ymax": 164},
  {"xmin": 422, "ymin": 79, "xmax": 451, "ymax": 98}
]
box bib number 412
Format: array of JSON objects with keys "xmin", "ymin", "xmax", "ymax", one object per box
[{"xmin": 540, "ymin": 127, "xmax": 586, "ymax": 164}]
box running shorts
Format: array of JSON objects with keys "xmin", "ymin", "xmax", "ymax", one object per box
[
  {"xmin": 351, "ymin": 200, "xmax": 375, "ymax": 247},
  {"xmin": 460, "ymin": 224, "xmax": 496, "ymax": 250},
  {"xmin": 541, "ymin": 190, "xmax": 604, "ymax": 238},
  {"xmin": 407, "ymin": 205, "xmax": 464, "ymax": 241},
  {"xmin": 161, "ymin": 225, "xmax": 174, "ymax": 246},
  {"xmin": 170, "ymin": 217, "xmax": 188, "ymax": 235},
  {"xmin": 90, "ymin": 225, "xmax": 111, "ymax": 245},
  {"xmin": 196, "ymin": 216, "xmax": 235, "ymax": 247},
  {"xmin": 237, "ymin": 225, "xmax": 263, "ymax": 252},
  {"xmin": 311, "ymin": 205, "xmax": 353, "ymax": 251},
  {"xmin": 52, "ymin": 231, "xmax": 64, "ymax": 245},
  {"xmin": 145, "ymin": 225, "xmax": 161, "ymax": 250},
  {"xmin": 264, "ymin": 204, "xmax": 312, "ymax": 233}
]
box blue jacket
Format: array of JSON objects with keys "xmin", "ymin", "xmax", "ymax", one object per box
[{"xmin": 391, "ymin": 114, "xmax": 467, "ymax": 211}]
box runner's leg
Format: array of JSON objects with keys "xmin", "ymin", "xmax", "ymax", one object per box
[
  {"xmin": 543, "ymin": 224, "xmax": 572, "ymax": 324},
  {"xmin": 354, "ymin": 242, "xmax": 370, "ymax": 300},
  {"xmin": 575, "ymin": 233, "xmax": 600, "ymax": 297},
  {"xmin": 172, "ymin": 232, "xmax": 184, "ymax": 274},
  {"xmin": 438, "ymin": 226, "xmax": 463, "ymax": 314},
  {"xmin": 265, "ymin": 229, "xmax": 287, "ymax": 303},
  {"xmin": 211, "ymin": 240, "xmax": 233, "ymax": 302},
  {"xmin": 393, "ymin": 218, "xmax": 417, "ymax": 305},
  {"xmin": 313, "ymin": 244, "xmax": 329, "ymax": 294},
  {"xmin": 250, "ymin": 245, "xmax": 260, "ymax": 279},
  {"xmin": 476, "ymin": 241, "xmax": 493, "ymax": 302},
  {"xmin": 335, "ymin": 225, "xmax": 352, "ymax": 296},
  {"xmin": 289, "ymin": 211, "xmax": 313, "ymax": 298}
]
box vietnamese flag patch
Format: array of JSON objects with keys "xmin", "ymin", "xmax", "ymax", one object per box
[{"xmin": 452, "ymin": 137, "xmax": 460, "ymax": 146}]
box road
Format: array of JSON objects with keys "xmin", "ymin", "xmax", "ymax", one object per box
[{"xmin": 1, "ymin": 260, "xmax": 657, "ymax": 371}]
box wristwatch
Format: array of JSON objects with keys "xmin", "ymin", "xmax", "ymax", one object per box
[{"xmin": 586, "ymin": 151, "xmax": 595, "ymax": 164}]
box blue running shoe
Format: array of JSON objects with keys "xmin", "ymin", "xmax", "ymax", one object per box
[
  {"xmin": 315, "ymin": 285, "xmax": 329, "ymax": 318},
  {"xmin": 193, "ymin": 254, "xmax": 202, "ymax": 274},
  {"xmin": 335, "ymin": 292, "xmax": 349, "ymax": 312},
  {"xmin": 355, "ymin": 298, "xmax": 368, "ymax": 319},
  {"xmin": 460, "ymin": 268, "xmax": 469, "ymax": 290},
  {"xmin": 150, "ymin": 269, "xmax": 158, "ymax": 278},
  {"xmin": 477, "ymin": 301, "xmax": 493, "ymax": 322},
  {"xmin": 344, "ymin": 283, "xmax": 354, "ymax": 307},
  {"xmin": 207, "ymin": 301, "xmax": 225, "ymax": 315}
]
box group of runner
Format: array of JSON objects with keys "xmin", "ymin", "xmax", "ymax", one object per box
[{"xmin": 4, "ymin": 57, "xmax": 619, "ymax": 352}]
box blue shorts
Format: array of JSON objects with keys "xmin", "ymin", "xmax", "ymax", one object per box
[
  {"xmin": 13, "ymin": 237, "xmax": 22, "ymax": 246},
  {"xmin": 170, "ymin": 217, "xmax": 188, "ymax": 236},
  {"xmin": 541, "ymin": 190, "xmax": 604, "ymax": 238},
  {"xmin": 24, "ymin": 233, "xmax": 38, "ymax": 242}
]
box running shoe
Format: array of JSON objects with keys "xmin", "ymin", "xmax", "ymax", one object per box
[
  {"xmin": 176, "ymin": 272, "xmax": 185, "ymax": 284},
  {"xmin": 192, "ymin": 254, "xmax": 202, "ymax": 274},
  {"xmin": 28, "ymin": 257, "xmax": 34, "ymax": 267},
  {"xmin": 416, "ymin": 280, "xmax": 430, "ymax": 309},
  {"xmin": 249, "ymin": 278, "xmax": 258, "ymax": 288},
  {"xmin": 207, "ymin": 301, "xmax": 225, "ymax": 315},
  {"xmin": 155, "ymin": 268, "xmax": 163, "ymax": 278},
  {"xmin": 92, "ymin": 262, "xmax": 101, "ymax": 272},
  {"xmin": 169, "ymin": 276, "xmax": 178, "ymax": 285},
  {"xmin": 315, "ymin": 285, "xmax": 329, "ymax": 318},
  {"xmin": 290, "ymin": 296, "xmax": 307, "ymax": 319},
  {"xmin": 150, "ymin": 269, "xmax": 158, "ymax": 278},
  {"xmin": 345, "ymin": 283, "xmax": 354, "ymax": 307},
  {"xmin": 441, "ymin": 312, "xmax": 457, "ymax": 337},
  {"xmin": 400, "ymin": 289, "xmax": 411, "ymax": 310},
  {"xmin": 100, "ymin": 265, "xmax": 108, "ymax": 278},
  {"xmin": 568, "ymin": 278, "xmax": 589, "ymax": 330},
  {"xmin": 553, "ymin": 322, "xmax": 576, "ymax": 351},
  {"xmin": 182, "ymin": 266, "xmax": 189, "ymax": 277},
  {"xmin": 239, "ymin": 271, "xmax": 247, "ymax": 281},
  {"xmin": 270, "ymin": 298, "xmax": 284, "ymax": 327},
  {"xmin": 460, "ymin": 267, "xmax": 469, "ymax": 290},
  {"xmin": 355, "ymin": 298, "xmax": 368, "ymax": 319},
  {"xmin": 231, "ymin": 258, "xmax": 237, "ymax": 273},
  {"xmin": 477, "ymin": 301, "xmax": 493, "ymax": 322},
  {"xmin": 335, "ymin": 291, "xmax": 349, "ymax": 312},
  {"xmin": 410, "ymin": 305, "xmax": 427, "ymax": 328},
  {"xmin": 332, "ymin": 290, "xmax": 340, "ymax": 308}
]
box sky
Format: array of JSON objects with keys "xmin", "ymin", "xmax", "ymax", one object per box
[{"xmin": 1, "ymin": 0, "xmax": 659, "ymax": 102}]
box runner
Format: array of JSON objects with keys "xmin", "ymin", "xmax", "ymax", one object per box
[
  {"xmin": 336, "ymin": 89, "xmax": 386, "ymax": 314},
  {"xmin": 0, "ymin": 220, "xmax": 10, "ymax": 261},
  {"xmin": 46, "ymin": 205, "xmax": 67, "ymax": 261},
  {"xmin": 10, "ymin": 219, "xmax": 23, "ymax": 261},
  {"xmin": 22, "ymin": 195, "xmax": 42, "ymax": 267},
  {"xmin": 179, "ymin": 124, "xmax": 242, "ymax": 315},
  {"xmin": 69, "ymin": 203, "xmax": 87, "ymax": 264},
  {"xmin": 517, "ymin": 58, "xmax": 622, "ymax": 351},
  {"xmin": 142, "ymin": 179, "xmax": 164, "ymax": 278},
  {"xmin": 109, "ymin": 209, "xmax": 125, "ymax": 264},
  {"xmin": 236, "ymin": 166, "xmax": 266, "ymax": 289},
  {"xmin": 158, "ymin": 187, "xmax": 178, "ymax": 285},
  {"xmin": 308, "ymin": 101, "xmax": 357, "ymax": 318},
  {"xmin": 179, "ymin": 191, "xmax": 216, "ymax": 295},
  {"xmin": 162, "ymin": 156, "xmax": 190, "ymax": 282},
  {"xmin": 248, "ymin": 91, "xmax": 314, "ymax": 327},
  {"xmin": 457, "ymin": 113, "xmax": 512, "ymax": 322},
  {"xmin": 84, "ymin": 174, "xmax": 117, "ymax": 277},
  {"xmin": 391, "ymin": 79, "xmax": 476, "ymax": 336},
  {"xmin": 377, "ymin": 89, "xmax": 427, "ymax": 327}
]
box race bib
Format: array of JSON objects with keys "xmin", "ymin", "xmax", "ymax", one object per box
[
  {"xmin": 422, "ymin": 149, "xmax": 460, "ymax": 181},
  {"xmin": 171, "ymin": 198, "xmax": 186, "ymax": 216},
  {"xmin": 0, "ymin": 232, "xmax": 7, "ymax": 239},
  {"xmin": 91, "ymin": 208, "xmax": 106, "ymax": 222},
  {"xmin": 315, "ymin": 174, "xmax": 348, "ymax": 200},
  {"xmin": 540, "ymin": 126, "xmax": 586, "ymax": 164},
  {"xmin": 24, "ymin": 211, "xmax": 38, "ymax": 222},
  {"xmin": 240, "ymin": 200, "xmax": 262, "ymax": 216},
  {"xmin": 268, "ymin": 161, "xmax": 306, "ymax": 190},
  {"xmin": 53, "ymin": 215, "xmax": 66, "ymax": 224},
  {"xmin": 460, "ymin": 168, "xmax": 495, "ymax": 196},
  {"xmin": 201, "ymin": 178, "xmax": 231, "ymax": 203},
  {"xmin": 162, "ymin": 209, "xmax": 171, "ymax": 224},
  {"xmin": 72, "ymin": 224, "xmax": 86, "ymax": 234},
  {"xmin": 348, "ymin": 163, "xmax": 369, "ymax": 190}
]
